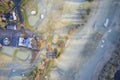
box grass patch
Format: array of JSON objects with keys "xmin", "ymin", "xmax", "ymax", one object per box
[
  {"xmin": 13, "ymin": 49, "xmax": 18, "ymax": 59},
  {"xmin": 20, "ymin": 0, "xmax": 35, "ymax": 31},
  {"xmin": 20, "ymin": 0, "xmax": 29, "ymax": 7},
  {"xmin": 21, "ymin": 9, "xmax": 35, "ymax": 31}
]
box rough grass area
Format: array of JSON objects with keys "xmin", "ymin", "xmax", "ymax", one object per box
[
  {"xmin": 21, "ymin": 9, "xmax": 34, "ymax": 31},
  {"xmin": 20, "ymin": 0, "xmax": 29, "ymax": 7}
]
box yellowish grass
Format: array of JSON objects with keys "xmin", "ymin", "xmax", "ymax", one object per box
[{"xmin": 0, "ymin": 53, "xmax": 12, "ymax": 67}]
